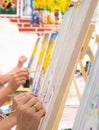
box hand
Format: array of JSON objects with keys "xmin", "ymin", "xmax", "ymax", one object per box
[
  {"xmin": 14, "ymin": 93, "xmax": 46, "ymax": 130},
  {"xmin": 7, "ymin": 69, "xmax": 29, "ymax": 93},
  {"xmin": 9, "ymin": 56, "xmax": 27, "ymax": 74},
  {"xmin": 16, "ymin": 56, "xmax": 27, "ymax": 69},
  {"xmin": 10, "ymin": 93, "xmax": 33, "ymax": 119},
  {"xmin": 3, "ymin": 56, "xmax": 28, "ymax": 85}
]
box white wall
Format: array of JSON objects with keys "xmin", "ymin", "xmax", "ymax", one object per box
[
  {"xmin": 0, "ymin": 12, "xmax": 98, "ymax": 74},
  {"xmin": 0, "ymin": 18, "xmax": 38, "ymax": 73}
]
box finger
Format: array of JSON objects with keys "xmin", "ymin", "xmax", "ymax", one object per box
[
  {"xmin": 26, "ymin": 92, "xmax": 38, "ymax": 98},
  {"xmin": 13, "ymin": 94, "xmax": 32, "ymax": 105},
  {"xmin": 9, "ymin": 93, "xmax": 26, "ymax": 100},
  {"xmin": 14, "ymin": 69, "xmax": 29, "ymax": 75},
  {"xmin": 37, "ymin": 108, "xmax": 46, "ymax": 117},
  {"xmin": 13, "ymin": 92, "xmax": 37, "ymax": 99},
  {"xmin": 19, "ymin": 56, "xmax": 27, "ymax": 62},
  {"xmin": 17, "ymin": 71, "xmax": 29, "ymax": 77},
  {"xmin": 24, "ymin": 97, "xmax": 38, "ymax": 107},
  {"xmin": 15, "ymin": 92, "xmax": 28, "ymax": 97},
  {"xmin": 16, "ymin": 77, "xmax": 28, "ymax": 84},
  {"xmin": 12, "ymin": 76, "xmax": 28, "ymax": 86},
  {"xmin": 27, "ymin": 92, "xmax": 34, "ymax": 96},
  {"xmin": 31, "ymin": 101, "xmax": 43, "ymax": 112}
]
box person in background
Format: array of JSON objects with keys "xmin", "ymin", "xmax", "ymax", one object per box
[{"xmin": 0, "ymin": 93, "xmax": 46, "ymax": 130}]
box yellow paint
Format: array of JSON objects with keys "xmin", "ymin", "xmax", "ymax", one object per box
[{"xmin": 2, "ymin": 0, "xmax": 12, "ymax": 8}]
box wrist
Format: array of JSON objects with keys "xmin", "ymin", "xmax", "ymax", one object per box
[
  {"xmin": 16, "ymin": 126, "xmax": 22, "ymax": 130},
  {"xmin": 9, "ymin": 114, "xmax": 16, "ymax": 126},
  {"xmin": 6, "ymin": 85, "xmax": 14, "ymax": 94},
  {"xmin": 0, "ymin": 73, "xmax": 10, "ymax": 86}
]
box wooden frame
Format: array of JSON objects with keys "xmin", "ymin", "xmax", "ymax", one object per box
[
  {"xmin": 73, "ymin": 38, "xmax": 99, "ymax": 130},
  {"xmin": 21, "ymin": 0, "xmax": 31, "ymax": 18},
  {"xmin": 39, "ymin": 0, "xmax": 98, "ymax": 130},
  {"xmin": 0, "ymin": 0, "xmax": 19, "ymax": 16}
]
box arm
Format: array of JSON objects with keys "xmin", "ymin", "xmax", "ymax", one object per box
[
  {"xmin": 0, "ymin": 93, "xmax": 32, "ymax": 130},
  {"xmin": 0, "ymin": 73, "xmax": 11, "ymax": 86},
  {"xmin": 0, "ymin": 86, "xmax": 13, "ymax": 106},
  {"xmin": 0, "ymin": 69, "xmax": 29, "ymax": 106},
  {"xmin": 0, "ymin": 115, "xmax": 16, "ymax": 130}
]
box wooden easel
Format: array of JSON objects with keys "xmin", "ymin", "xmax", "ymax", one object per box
[
  {"xmin": 39, "ymin": 0, "xmax": 98, "ymax": 130},
  {"xmin": 71, "ymin": 23, "xmax": 99, "ymax": 102},
  {"xmin": 72, "ymin": 30, "xmax": 99, "ymax": 130},
  {"xmin": 79, "ymin": 24, "xmax": 95, "ymax": 80},
  {"xmin": 73, "ymin": 24, "xmax": 95, "ymax": 101}
]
